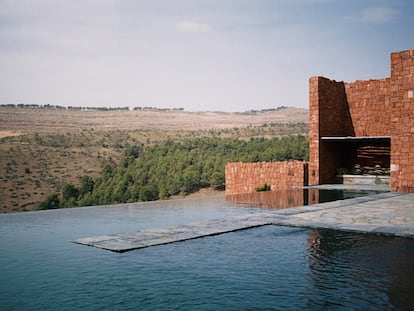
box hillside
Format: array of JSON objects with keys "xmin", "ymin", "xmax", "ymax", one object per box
[
  {"xmin": 0, "ymin": 107, "xmax": 308, "ymax": 135},
  {"xmin": 0, "ymin": 107, "xmax": 309, "ymax": 212}
]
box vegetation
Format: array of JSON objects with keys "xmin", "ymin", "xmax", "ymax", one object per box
[
  {"xmin": 256, "ymin": 183, "xmax": 272, "ymax": 192},
  {"xmin": 38, "ymin": 193, "xmax": 61, "ymax": 210},
  {"xmin": 0, "ymin": 106, "xmax": 309, "ymax": 212},
  {"xmin": 0, "ymin": 130, "xmax": 133, "ymax": 213},
  {"xmin": 0, "ymin": 103, "xmax": 185, "ymax": 112},
  {"xmin": 244, "ymin": 105, "xmax": 288, "ymax": 113},
  {"xmin": 41, "ymin": 136, "xmax": 309, "ymax": 209}
]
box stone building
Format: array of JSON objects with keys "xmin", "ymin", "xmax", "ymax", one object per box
[
  {"xmin": 309, "ymin": 49, "xmax": 414, "ymax": 192},
  {"xmin": 226, "ymin": 49, "xmax": 414, "ymax": 194}
]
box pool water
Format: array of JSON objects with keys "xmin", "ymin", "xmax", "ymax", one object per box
[
  {"xmin": 226, "ymin": 188, "xmax": 386, "ymax": 209},
  {"xmin": 1, "ymin": 195, "xmax": 413, "ymax": 310}
]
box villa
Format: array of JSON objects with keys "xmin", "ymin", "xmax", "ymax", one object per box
[{"xmin": 226, "ymin": 49, "xmax": 414, "ymax": 194}]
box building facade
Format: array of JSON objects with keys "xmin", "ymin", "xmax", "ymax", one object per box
[
  {"xmin": 309, "ymin": 49, "xmax": 414, "ymax": 192},
  {"xmin": 225, "ymin": 49, "xmax": 414, "ymax": 194}
]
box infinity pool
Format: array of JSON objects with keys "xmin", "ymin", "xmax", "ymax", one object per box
[{"xmin": 1, "ymin": 194, "xmax": 413, "ymax": 310}]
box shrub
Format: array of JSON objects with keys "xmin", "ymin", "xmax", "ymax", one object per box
[
  {"xmin": 38, "ymin": 194, "xmax": 61, "ymax": 210},
  {"xmin": 210, "ymin": 171, "xmax": 225, "ymax": 190},
  {"xmin": 139, "ymin": 184, "xmax": 159, "ymax": 201},
  {"xmin": 256, "ymin": 183, "xmax": 271, "ymax": 192},
  {"xmin": 62, "ymin": 184, "xmax": 79, "ymax": 201},
  {"xmin": 79, "ymin": 175, "xmax": 94, "ymax": 195}
]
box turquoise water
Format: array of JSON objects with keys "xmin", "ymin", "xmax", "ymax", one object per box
[{"xmin": 1, "ymin": 195, "xmax": 413, "ymax": 310}]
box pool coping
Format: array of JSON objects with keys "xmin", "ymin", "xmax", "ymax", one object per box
[{"xmin": 72, "ymin": 191, "xmax": 414, "ymax": 252}]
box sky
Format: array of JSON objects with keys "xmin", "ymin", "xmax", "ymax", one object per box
[{"xmin": 0, "ymin": 0, "xmax": 413, "ymax": 112}]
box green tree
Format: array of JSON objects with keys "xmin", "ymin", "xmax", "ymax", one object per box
[
  {"xmin": 210, "ymin": 171, "xmax": 225, "ymax": 190},
  {"xmin": 124, "ymin": 145, "xmax": 142, "ymax": 158},
  {"xmin": 79, "ymin": 175, "xmax": 94, "ymax": 196},
  {"xmin": 139, "ymin": 184, "xmax": 159, "ymax": 201},
  {"xmin": 102, "ymin": 164, "xmax": 113, "ymax": 179},
  {"xmin": 60, "ymin": 135, "xmax": 309, "ymax": 207},
  {"xmin": 38, "ymin": 193, "xmax": 61, "ymax": 210},
  {"xmin": 62, "ymin": 184, "xmax": 79, "ymax": 201}
]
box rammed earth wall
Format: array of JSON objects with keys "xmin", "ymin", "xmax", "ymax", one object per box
[{"xmin": 225, "ymin": 161, "xmax": 308, "ymax": 195}]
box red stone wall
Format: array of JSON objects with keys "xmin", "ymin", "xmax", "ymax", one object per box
[
  {"xmin": 389, "ymin": 49, "xmax": 414, "ymax": 192},
  {"xmin": 225, "ymin": 49, "xmax": 413, "ymax": 195},
  {"xmin": 225, "ymin": 161, "xmax": 308, "ymax": 195},
  {"xmin": 345, "ymin": 78, "xmax": 391, "ymax": 136},
  {"xmin": 309, "ymin": 48, "xmax": 414, "ymax": 192},
  {"xmin": 308, "ymin": 77, "xmax": 320, "ymax": 186},
  {"xmin": 308, "ymin": 77, "xmax": 354, "ymax": 185}
]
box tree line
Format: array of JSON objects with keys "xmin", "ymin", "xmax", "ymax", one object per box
[
  {"xmin": 0, "ymin": 104, "xmax": 184, "ymax": 112},
  {"xmin": 38, "ymin": 135, "xmax": 309, "ymax": 209}
]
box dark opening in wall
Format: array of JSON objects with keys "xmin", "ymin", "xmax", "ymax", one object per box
[{"xmin": 320, "ymin": 136, "xmax": 391, "ymax": 181}]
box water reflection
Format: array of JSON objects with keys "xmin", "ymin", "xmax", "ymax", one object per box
[
  {"xmin": 306, "ymin": 229, "xmax": 414, "ymax": 310},
  {"xmin": 226, "ymin": 188, "xmax": 313, "ymax": 208},
  {"xmin": 226, "ymin": 188, "xmax": 384, "ymax": 209}
]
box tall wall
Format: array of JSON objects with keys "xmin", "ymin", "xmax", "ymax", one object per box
[
  {"xmin": 309, "ymin": 49, "xmax": 414, "ymax": 192},
  {"xmin": 225, "ymin": 49, "xmax": 413, "ymax": 195},
  {"xmin": 308, "ymin": 77, "xmax": 354, "ymax": 185},
  {"xmin": 308, "ymin": 77, "xmax": 319, "ymax": 186},
  {"xmin": 225, "ymin": 161, "xmax": 307, "ymax": 195},
  {"xmin": 345, "ymin": 78, "xmax": 391, "ymax": 136},
  {"xmin": 389, "ymin": 49, "xmax": 414, "ymax": 192}
]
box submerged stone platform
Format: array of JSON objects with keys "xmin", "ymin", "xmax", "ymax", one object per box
[
  {"xmin": 73, "ymin": 214, "xmax": 274, "ymax": 252},
  {"xmin": 73, "ymin": 192, "xmax": 414, "ymax": 252}
]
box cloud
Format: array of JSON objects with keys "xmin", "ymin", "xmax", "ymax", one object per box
[
  {"xmin": 176, "ymin": 21, "xmax": 213, "ymax": 34},
  {"xmin": 347, "ymin": 6, "xmax": 398, "ymax": 24}
]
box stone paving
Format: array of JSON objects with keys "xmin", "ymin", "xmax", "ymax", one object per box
[
  {"xmin": 73, "ymin": 192, "xmax": 414, "ymax": 252},
  {"xmin": 273, "ymin": 192, "xmax": 414, "ymax": 237}
]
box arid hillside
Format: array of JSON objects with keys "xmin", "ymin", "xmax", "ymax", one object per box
[
  {"xmin": 0, "ymin": 107, "xmax": 308, "ymax": 135},
  {"xmin": 0, "ymin": 107, "xmax": 309, "ymax": 212}
]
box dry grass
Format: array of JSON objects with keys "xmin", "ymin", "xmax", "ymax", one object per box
[
  {"xmin": 0, "ymin": 107, "xmax": 309, "ymax": 212},
  {"xmin": 0, "ymin": 107, "xmax": 308, "ymax": 134}
]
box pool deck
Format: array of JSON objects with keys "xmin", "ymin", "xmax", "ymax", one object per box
[{"xmin": 73, "ymin": 189, "xmax": 414, "ymax": 252}]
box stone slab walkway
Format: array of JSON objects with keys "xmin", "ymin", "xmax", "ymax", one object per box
[
  {"xmin": 73, "ymin": 192, "xmax": 414, "ymax": 252},
  {"xmin": 73, "ymin": 214, "xmax": 274, "ymax": 252}
]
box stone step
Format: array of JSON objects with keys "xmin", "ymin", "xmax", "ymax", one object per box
[{"xmin": 73, "ymin": 192, "xmax": 414, "ymax": 252}]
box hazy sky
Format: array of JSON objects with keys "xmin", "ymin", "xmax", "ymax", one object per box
[{"xmin": 0, "ymin": 0, "xmax": 412, "ymax": 111}]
